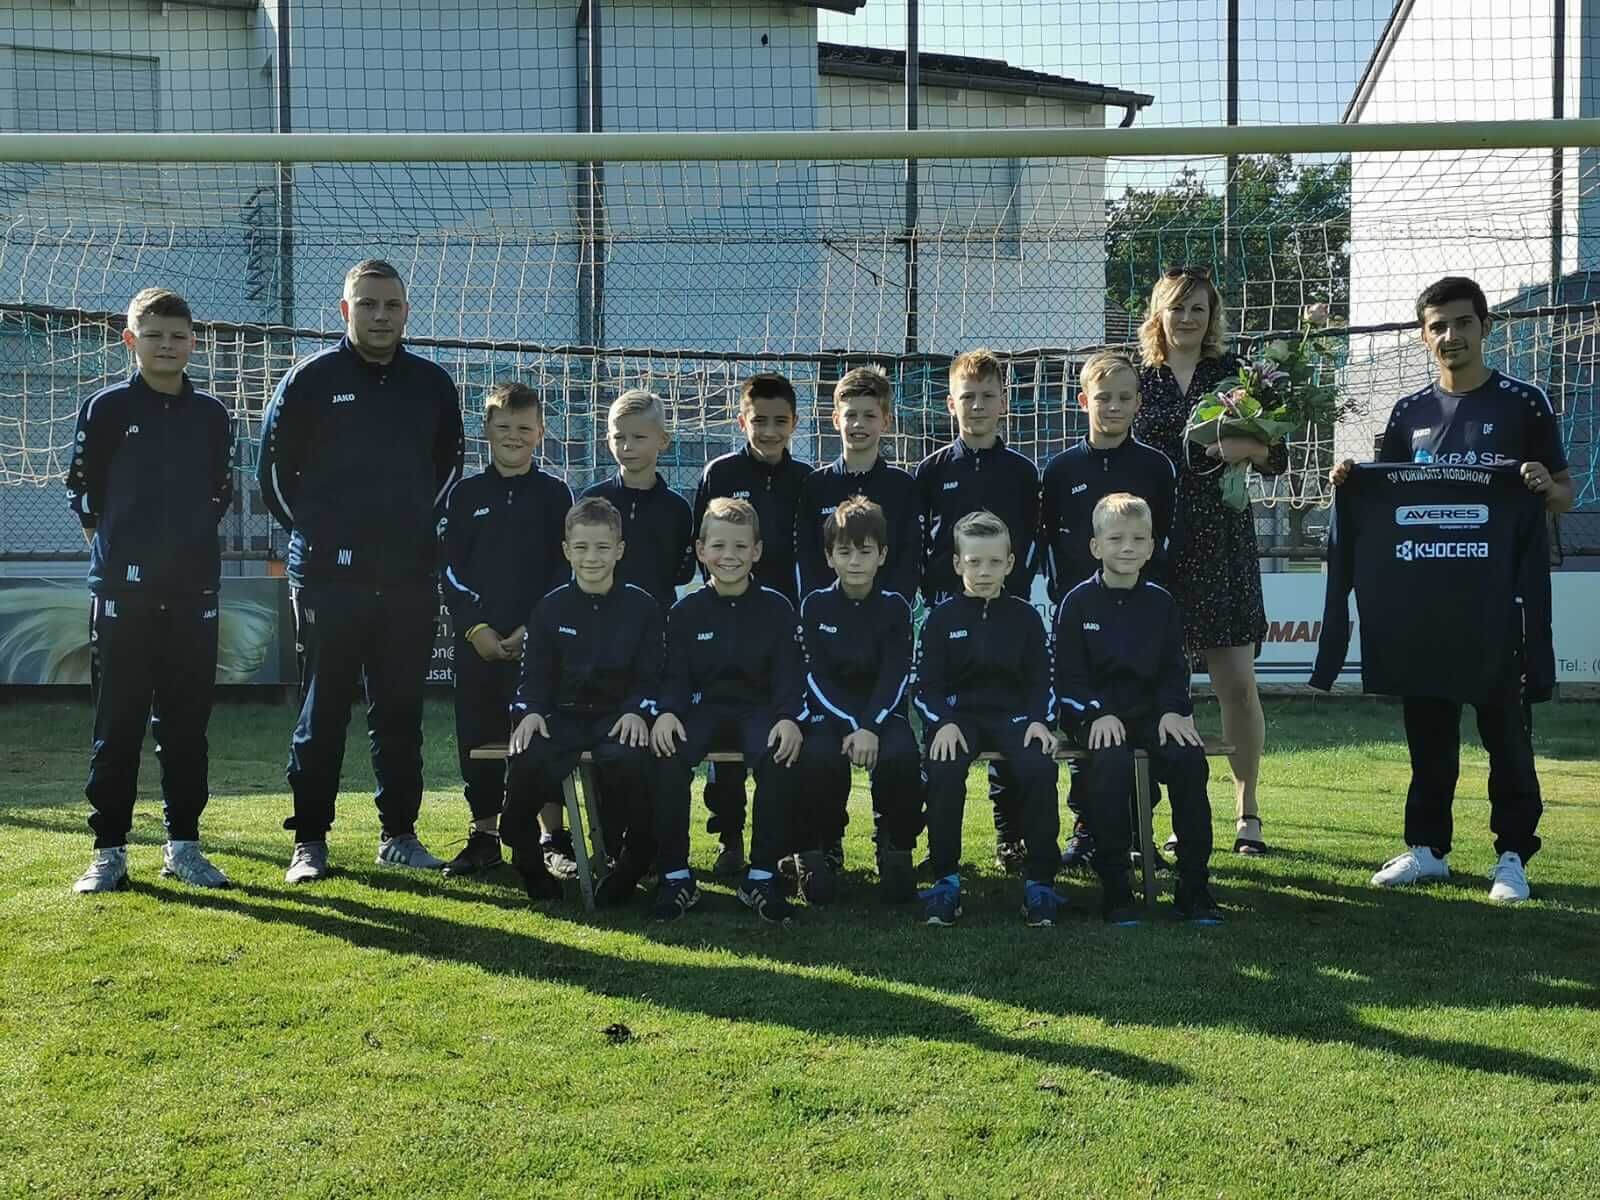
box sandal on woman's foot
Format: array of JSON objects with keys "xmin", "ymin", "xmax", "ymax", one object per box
[{"xmin": 1233, "ymin": 817, "xmax": 1268, "ymax": 857}]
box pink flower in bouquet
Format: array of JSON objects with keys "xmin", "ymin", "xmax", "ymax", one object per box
[{"xmin": 1219, "ymin": 387, "xmax": 1246, "ymax": 414}]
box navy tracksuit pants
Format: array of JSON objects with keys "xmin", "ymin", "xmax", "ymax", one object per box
[
  {"xmin": 794, "ymin": 713, "xmax": 923, "ymax": 853},
  {"xmin": 284, "ymin": 582, "xmax": 436, "ymax": 843},
  {"xmin": 655, "ymin": 705, "xmax": 796, "ymax": 875},
  {"xmin": 85, "ymin": 593, "xmax": 219, "ymax": 849},
  {"xmin": 923, "ymin": 712, "xmax": 1060, "ymax": 882},
  {"xmin": 1402, "ymin": 694, "xmax": 1542, "ymax": 862},
  {"xmin": 452, "ymin": 633, "xmax": 519, "ymax": 821},
  {"xmin": 503, "ymin": 712, "xmax": 656, "ymax": 861},
  {"xmin": 1073, "ymin": 725, "xmax": 1211, "ymax": 884}
]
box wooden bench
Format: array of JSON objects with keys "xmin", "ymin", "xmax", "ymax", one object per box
[{"xmin": 469, "ymin": 741, "xmax": 1233, "ymax": 912}]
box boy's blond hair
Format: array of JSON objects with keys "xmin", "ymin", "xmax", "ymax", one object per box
[
  {"xmin": 1091, "ymin": 492, "xmax": 1153, "ymax": 537},
  {"xmin": 700, "ymin": 495, "xmax": 760, "ymax": 544},
  {"xmin": 1079, "ymin": 351, "xmax": 1138, "ymax": 392},
  {"xmin": 952, "ymin": 509, "xmax": 1011, "ymax": 554},
  {"xmin": 484, "ymin": 381, "xmax": 542, "ymax": 419},
  {"xmin": 834, "ymin": 366, "xmax": 893, "ymax": 416},
  {"xmin": 949, "ymin": 348, "xmax": 1005, "ymax": 388},
  {"xmin": 564, "ymin": 495, "xmax": 623, "ymax": 539},
  {"xmin": 1138, "ymin": 269, "xmax": 1227, "ymax": 366},
  {"xmin": 126, "ymin": 287, "xmax": 193, "ymax": 332},
  {"xmin": 609, "ymin": 388, "xmax": 665, "ymax": 428}
]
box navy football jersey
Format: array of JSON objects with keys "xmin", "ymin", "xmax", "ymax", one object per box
[{"xmin": 1378, "ymin": 371, "xmax": 1566, "ymax": 472}]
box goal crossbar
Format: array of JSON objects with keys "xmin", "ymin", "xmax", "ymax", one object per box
[{"xmin": 4, "ymin": 118, "xmax": 1600, "ymax": 163}]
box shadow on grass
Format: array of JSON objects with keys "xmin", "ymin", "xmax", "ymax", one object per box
[{"xmin": 146, "ymin": 880, "xmax": 1190, "ymax": 1088}]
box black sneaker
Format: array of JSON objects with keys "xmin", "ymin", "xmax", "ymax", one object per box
[
  {"xmin": 651, "ymin": 875, "xmax": 701, "ymax": 922},
  {"xmin": 1061, "ymin": 826, "xmax": 1096, "ymax": 873},
  {"xmin": 511, "ymin": 848, "xmax": 563, "ymax": 902},
  {"xmin": 995, "ymin": 839, "xmax": 1027, "ymax": 876},
  {"xmin": 876, "ymin": 849, "xmax": 917, "ymax": 905},
  {"xmin": 542, "ymin": 831, "xmax": 579, "ymax": 880},
  {"xmin": 595, "ymin": 854, "xmax": 648, "ymax": 908},
  {"xmin": 1099, "ymin": 873, "xmax": 1142, "ymax": 926},
  {"xmin": 797, "ymin": 850, "xmax": 837, "ymax": 907},
  {"xmin": 442, "ymin": 829, "xmax": 503, "ymax": 877},
  {"xmin": 1173, "ymin": 880, "xmax": 1224, "ymax": 925},
  {"xmin": 712, "ymin": 841, "xmax": 747, "ymax": 878},
  {"xmin": 736, "ymin": 875, "xmax": 796, "ymax": 925},
  {"xmin": 823, "ymin": 839, "xmax": 845, "ymax": 874}
]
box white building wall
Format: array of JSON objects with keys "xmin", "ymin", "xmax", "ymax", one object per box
[{"xmin": 817, "ymin": 76, "xmax": 1105, "ymax": 353}]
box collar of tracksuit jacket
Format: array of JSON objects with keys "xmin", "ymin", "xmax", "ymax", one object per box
[{"xmin": 947, "ymin": 434, "xmax": 1013, "ymax": 466}]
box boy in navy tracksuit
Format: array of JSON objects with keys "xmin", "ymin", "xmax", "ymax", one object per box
[
  {"xmin": 258, "ymin": 259, "xmax": 465, "ymax": 883},
  {"xmin": 690, "ymin": 373, "xmax": 812, "ymax": 876},
  {"xmin": 794, "ymin": 366, "xmax": 922, "ymax": 602},
  {"xmin": 915, "ymin": 349, "xmax": 1041, "ymax": 875},
  {"xmin": 502, "ymin": 498, "xmax": 663, "ymax": 905},
  {"xmin": 65, "ymin": 288, "xmax": 234, "ymax": 893},
  {"xmin": 580, "ymin": 388, "xmax": 695, "ymax": 610},
  {"xmin": 1038, "ymin": 352, "xmax": 1176, "ymax": 868},
  {"xmin": 1054, "ymin": 493, "xmax": 1220, "ymax": 925},
  {"xmin": 795, "ymin": 497, "xmax": 922, "ymax": 905},
  {"xmin": 913, "ymin": 511, "xmax": 1062, "ymax": 927},
  {"xmin": 649, "ymin": 497, "xmax": 807, "ymax": 924},
  {"xmin": 439, "ymin": 382, "xmax": 573, "ymax": 877}
]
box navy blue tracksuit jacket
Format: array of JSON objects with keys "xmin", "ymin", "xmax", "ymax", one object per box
[
  {"xmin": 691, "ymin": 446, "xmax": 813, "ymax": 605},
  {"xmin": 1052, "ymin": 573, "xmax": 1192, "ymax": 736},
  {"xmin": 1038, "ymin": 436, "xmax": 1176, "ymax": 605},
  {"xmin": 257, "ymin": 338, "xmax": 464, "ymax": 586},
  {"xmin": 794, "ymin": 455, "xmax": 922, "ymax": 601},
  {"xmin": 912, "ymin": 592, "xmax": 1053, "ymax": 732},
  {"xmin": 798, "ymin": 583, "xmax": 914, "ymax": 733},
  {"xmin": 580, "ymin": 472, "xmax": 696, "ymax": 609},
  {"xmin": 915, "ymin": 437, "xmax": 1040, "ymax": 606},
  {"xmin": 441, "ymin": 464, "xmax": 574, "ymax": 636},
  {"xmin": 66, "ymin": 373, "xmax": 233, "ymax": 597}
]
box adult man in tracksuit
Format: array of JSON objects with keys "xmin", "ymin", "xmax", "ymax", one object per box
[
  {"xmin": 65, "ymin": 287, "xmax": 234, "ymax": 893},
  {"xmin": 258, "ymin": 259, "xmax": 465, "ymax": 882}
]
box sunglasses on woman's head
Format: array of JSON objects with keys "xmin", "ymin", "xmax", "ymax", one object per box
[{"xmin": 1163, "ymin": 264, "xmax": 1213, "ymax": 280}]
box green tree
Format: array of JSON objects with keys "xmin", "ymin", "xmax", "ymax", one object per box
[{"xmin": 1105, "ymin": 154, "xmax": 1351, "ymax": 337}]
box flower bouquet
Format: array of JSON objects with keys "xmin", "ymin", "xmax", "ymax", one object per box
[{"xmin": 1184, "ymin": 303, "xmax": 1341, "ymax": 511}]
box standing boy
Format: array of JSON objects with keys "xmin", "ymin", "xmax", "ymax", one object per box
[
  {"xmin": 1054, "ymin": 494, "xmax": 1219, "ymax": 925},
  {"xmin": 690, "ymin": 373, "xmax": 812, "ymax": 876},
  {"xmin": 650, "ymin": 498, "xmax": 806, "ymax": 924},
  {"xmin": 795, "ymin": 496, "xmax": 922, "ymax": 905},
  {"xmin": 913, "ymin": 511, "xmax": 1062, "ymax": 927},
  {"xmin": 503, "ymin": 497, "xmax": 663, "ymax": 906},
  {"xmin": 1039, "ymin": 351, "xmax": 1177, "ymax": 868},
  {"xmin": 794, "ymin": 366, "xmax": 921, "ymax": 601},
  {"xmin": 915, "ymin": 349, "xmax": 1041, "ymax": 874},
  {"xmin": 258, "ymin": 259, "xmax": 465, "ymax": 882},
  {"xmin": 65, "ymin": 288, "xmax": 234, "ymax": 892},
  {"xmin": 1328, "ymin": 275, "xmax": 1571, "ymax": 903},
  {"xmin": 439, "ymin": 382, "xmax": 573, "ymax": 877},
  {"xmin": 580, "ymin": 388, "xmax": 695, "ymax": 609}
]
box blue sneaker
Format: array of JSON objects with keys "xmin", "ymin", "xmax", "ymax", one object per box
[
  {"xmin": 919, "ymin": 876, "xmax": 962, "ymax": 926},
  {"xmin": 1022, "ymin": 880, "xmax": 1066, "ymax": 927}
]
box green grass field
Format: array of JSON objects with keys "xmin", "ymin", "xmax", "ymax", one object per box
[{"xmin": 3, "ymin": 696, "xmax": 1598, "ymax": 1199}]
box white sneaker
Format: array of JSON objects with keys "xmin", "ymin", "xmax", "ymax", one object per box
[
  {"xmin": 1371, "ymin": 846, "xmax": 1450, "ymax": 888},
  {"xmin": 1488, "ymin": 852, "xmax": 1530, "ymax": 904},
  {"xmin": 74, "ymin": 846, "xmax": 129, "ymax": 893},
  {"xmin": 161, "ymin": 840, "xmax": 230, "ymax": 888},
  {"xmin": 375, "ymin": 834, "xmax": 445, "ymax": 871}
]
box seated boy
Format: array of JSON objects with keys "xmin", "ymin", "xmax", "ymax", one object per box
[
  {"xmin": 502, "ymin": 497, "xmax": 663, "ymax": 903},
  {"xmin": 580, "ymin": 388, "xmax": 695, "ymax": 610},
  {"xmin": 650, "ymin": 497, "xmax": 806, "ymax": 924},
  {"xmin": 1038, "ymin": 351, "xmax": 1177, "ymax": 869},
  {"xmin": 795, "ymin": 496, "xmax": 922, "ymax": 905},
  {"xmin": 64, "ymin": 287, "xmax": 234, "ymax": 893},
  {"xmin": 1053, "ymin": 493, "xmax": 1220, "ymax": 925},
  {"xmin": 913, "ymin": 511, "xmax": 1062, "ymax": 927},
  {"xmin": 690, "ymin": 373, "xmax": 813, "ymax": 877},
  {"xmin": 440, "ymin": 382, "xmax": 574, "ymax": 878}
]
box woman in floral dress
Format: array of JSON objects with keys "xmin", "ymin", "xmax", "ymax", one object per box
[{"xmin": 1133, "ymin": 267, "xmax": 1285, "ymax": 855}]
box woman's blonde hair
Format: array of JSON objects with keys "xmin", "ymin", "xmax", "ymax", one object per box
[{"xmin": 1138, "ymin": 268, "xmax": 1228, "ymax": 366}]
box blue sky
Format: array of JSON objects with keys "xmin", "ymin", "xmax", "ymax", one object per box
[{"xmin": 820, "ymin": 1, "xmax": 1396, "ymax": 129}]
